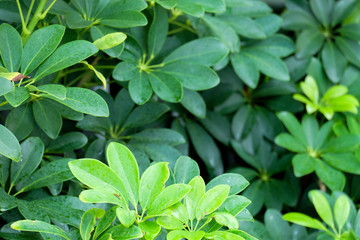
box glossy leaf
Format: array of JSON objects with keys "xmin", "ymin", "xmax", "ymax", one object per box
[
  {"xmin": 0, "ymin": 124, "xmax": 21, "ymax": 161},
  {"xmin": 5, "ymin": 104, "xmax": 34, "ymax": 141},
  {"xmin": 149, "ymin": 71, "xmax": 183, "ymax": 103},
  {"xmin": 174, "ymin": 156, "xmax": 200, "ymax": 184},
  {"xmin": 309, "ymin": 190, "xmax": 335, "ymax": 229},
  {"xmin": 0, "ymin": 23, "xmax": 22, "ymax": 72},
  {"xmin": 21, "ymin": 25, "xmax": 65, "ymax": 75},
  {"xmin": 0, "ymin": 76, "xmax": 14, "ymax": 96},
  {"xmin": 5, "ymin": 87, "xmax": 30, "ymax": 107},
  {"xmin": 80, "ymin": 208, "xmax": 105, "ymax": 240},
  {"xmin": 206, "ymin": 173, "xmax": 249, "ymax": 195},
  {"xmin": 334, "ymin": 195, "xmax": 350, "ymax": 231}
]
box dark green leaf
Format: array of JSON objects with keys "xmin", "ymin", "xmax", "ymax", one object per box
[
  {"xmin": 161, "ymin": 61, "xmax": 219, "ymax": 91},
  {"xmin": 10, "ymin": 137, "xmax": 44, "ymax": 190},
  {"xmin": 337, "ymin": 24, "xmax": 360, "ymax": 41},
  {"xmin": 37, "ymin": 84, "xmax": 66, "ymax": 100},
  {"xmin": 163, "ymin": 37, "xmax": 229, "ymax": 66},
  {"xmin": 99, "ymin": 11, "xmax": 147, "ymax": 28},
  {"xmin": 321, "ymin": 41, "xmax": 346, "ymax": 83},
  {"xmin": 5, "ymin": 87, "xmax": 30, "ymax": 107},
  {"xmin": 149, "ymin": 71, "xmax": 183, "ymax": 103},
  {"xmin": 332, "ymin": 0, "xmax": 357, "ymax": 26},
  {"xmin": 335, "ymin": 37, "xmax": 360, "ymax": 68},
  {"xmin": 34, "ymin": 40, "xmax": 98, "ymax": 81},
  {"xmin": 46, "ymin": 132, "xmax": 88, "ymax": 153},
  {"xmin": 292, "ymin": 154, "xmax": 316, "ymax": 177},
  {"xmin": 186, "ymin": 119, "xmax": 223, "ymax": 176},
  {"xmin": 315, "ymin": 159, "xmax": 346, "ymax": 191},
  {"xmin": 130, "ymin": 128, "xmax": 185, "ymax": 146},
  {"xmin": 21, "ymin": 25, "xmax": 65, "ymax": 75},
  {"xmin": 5, "ymin": 104, "xmax": 34, "ymax": 141},
  {"xmin": 174, "ymin": 156, "xmax": 200, "ymax": 184},
  {"xmin": 217, "ymin": 15, "xmax": 266, "ymax": 39},
  {"xmin": 0, "ymin": 23, "xmax": 22, "ymax": 72},
  {"xmin": 309, "ymin": 0, "xmax": 333, "ymax": 26},
  {"xmin": 43, "ymin": 87, "xmax": 109, "ymax": 117},
  {"xmin": 180, "ymin": 88, "xmax": 206, "ymax": 118},
  {"xmin": 0, "ymin": 77, "xmax": 14, "ymax": 96},
  {"xmin": 295, "ymin": 27, "xmax": 325, "ymax": 59},
  {"xmin": 32, "ymin": 99, "xmax": 62, "ymax": 139},
  {"xmin": 129, "ymin": 72, "xmax": 153, "ymax": 105},
  {"xmin": 249, "ymin": 34, "xmax": 295, "ymax": 58},
  {"xmin": 207, "ymin": 173, "xmax": 249, "ymax": 195},
  {"xmin": 0, "ymin": 156, "xmax": 10, "ymax": 188},
  {"xmin": 0, "ymin": 124, "xmax": 21, "ymax": 162},
  {"xmin": 230, "ymin": 52, "xmax": 259, "ymax": 88},
  {"xmin": 148, "ymin": 5, "xmax": 168, "ymax": 57},
  {"xmin": 18, "ymin": 158, "xmax": 74, "ymax": 193}
]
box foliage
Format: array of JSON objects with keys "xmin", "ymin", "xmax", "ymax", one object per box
[{"xmin": 1, "ymin": 0, "xmax": 360, "ymax": 240}]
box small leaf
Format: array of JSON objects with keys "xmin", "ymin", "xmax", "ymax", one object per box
[
  {"xmin": 93, "ymin": 32, "xmax": 127, "ymax": 50},
  {"xmin": 38, "ymin": 84, "xmax": 66, "ymax": 100},
  {"xmin": 211, "ymin": 212, "xmax": 239, "ymax": 230},
  {"xmin": 0, "ymin": 23, "xmax": 22, "ymax": 72},
  {"xmin": 174, "ymin": 156, "xmax": 200, "ymax": 184},
  {"xmin": 195, "ymin": 185, "xmax": 230, "ymax": 220},
  {"xmin": 139, "ymin": 162, "xmax": 170, "ymax": 211},
  {"xmin": 80, "ymin": 61, "xmax": 107, "ymax": 89},
  {"xmin": 206, "ymin": 173, "xmax": 249, "ymax": 195},
  {"xmin": 334, "ymin": 195, "xmax": 350, "ymax": 231},
  {"xmin": 99, "ymin": 225, "xmax": 143, "ymax": 240},
  {"xmin": 0, "ymin": 76, "xmax": 14, "ymax": 96},
  {"xmin": 116, "ymin": 208, "xmax": 136, "ymax": 228},
  {"xmin": 5, "ymin": 87, "xmax": 30, "ymax": 107},
  {"xmin": 0, "ymin": 124, "xmax": 21, "ymax": 161},
  {"xmin": 149, "ymin": 71, "xmax": 183, "ymax": 103},
  {"xmin": 138, "ymin": 221, "xmax": 162, "ymax": 240},
  {"xmin": 93, "ymin": 207, "xmax": 117, "ymax": 239},
  {"xmin": 21, "ymin": 25, "xmax": 65, "ymax": 75},
  {"xmin": 11, "ymin": 220, "xmax": 71, "ymax": 240},
  {"xmin": 283, "ymin": 213, "xmax": 328, "ymax": 231},
  {"xmin": 34, "ymin": 40, "xmax": 98, "ymax": 81},
  {"xmin": 309, "ymin": 190, "xmax": 335, "ymax": 229},
  {"xmin": 80, "ymin": 208, "xmax": 105, "ymax": 240}
]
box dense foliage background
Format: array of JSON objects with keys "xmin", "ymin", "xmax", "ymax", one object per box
[{"xmin": 1, "ymin": 0, "xmax": 360, "ymax": 239}]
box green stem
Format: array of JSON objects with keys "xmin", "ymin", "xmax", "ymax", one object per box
[
  {"xmin": 41, "ymin": 0, "xmax": 57, "ymax": 17},
  {"xmin": 0, "ymin": 101, "xmax": 9, "ymax": 107},
  {"xmin": 170, "ymin": 21, "xmax": 196, "ymax": 34},
  {"xmin": 21, "ymin": 0, "xmax": 48, "ymax": 43},
  {"xmin": 16, "ymin": 0, "xmax": 27, "ymax": 32},
  {"xmin": 25, "ymin": 0, "xmax": 36, "ymax": 25}
]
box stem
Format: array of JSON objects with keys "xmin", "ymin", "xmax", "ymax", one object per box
[
  {"xmin": 169, "ymin": 21, "xmax": 196, "ymax": 34},
  {"xmin": 25, "ymin": 0, "xmax": 36, "ymax": 25},
  {"xmin": 0, "ymin": 101, "xmax": 9, "ymax": 107},
  {"xmin": 22, "ymin": 0, "xmax": 48, "ymax": 43},
  {"xmin": 41, "ymin": 0, "xmax": 57, "ymax": 17},
  {"xmin": 16, "ymin": 0, "xmax": 27, "ymax": 32}
]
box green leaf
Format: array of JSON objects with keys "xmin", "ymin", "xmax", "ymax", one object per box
[
  {"xmin": 180, "ymin": 89, "xmax": 206, "ymax": 118},
  {"xmin": 116, "ymin": 208, "xmax": 136, "ymax": 228},
  {"xmin": 38, "ymin": 84, "xmax": 66, "ymax": 100},
  {"xmin": 206, "ymin": 173, "xmax": 249, "ymax": 195},
  {"xmin": 174, "ymin": 156, "xmax": 200, "ymax": 184},
  {"xmin": 315, "ymin": 159, "xmax": 346, "ymax": 191},
  {"xmin": 0, "ymin": 76, "xmax": 14, "ymax": 96},
  {"xmin": 68, "ymin": 159, "xmax": 129, "ymax": 206},
  {"xmin": 0, "ymin": 124, "xmax": 21, "ymax": 161},
  {"xmin": 21, "ymin": 25, "xmax": 65, "ymax": 75},
  {"xmin": 161, "ymin": 61, "xmax": 219, "ymax": 91},
  {"xmin": 17, "ymin": 158, "xmax": 73, "ymax": 193},
  {"xmin": 195, "ymin": 184, "xmax": 230, "ymax": 220},
  {"xmin": 211, "ymin": 212, "xmax": 239, "ymax": 230},
  {"xmin": 277, "ymin": 111, "xmax": 307, "ymax": 145},
  {"xmin": 250, "ymin": 34, "xmax": 295, "ymax": 58},
  {"xmin": 79, "ymin": 189, "xmax": 123, "ymax": 205},
  {"xmin": 0, "ymin": 187, "xmax": 18, "ymax": 211},
  {"xmin": 93, "ymin": 32, "xmax": 127, "ymax": 50},
  {"xmin": 5, "ymin": 87, "xmax": 30, "ymax": 107},
  {"xmin": 204, "ymin": 231, "xmax": 245, "ymax": 240},
  {"xmin": 99, "ymin": 225, "xmax": 143, "ymax": 240},
  {"xmin": 148, "ymin": 184, "xmax": 191, "ymax": 215},
  {"xmin": 335, "ymin": 37, "xmax": 360, "ymax": 68},
  {"xmin": 309, "ymin": 190, "xmax": 335, "ymax": 229},
  {"xmin": 80, "ymin": 208, "xmax": 105, "ymax": 240},
  {"xmin": 185, "ymin": 176, "xmax": 206, "ymax": 220},
  {"xmin": 46, "ymin": 132, "xmax": 88, "ymax": 153},
  {"xmin": 175, "ymin": 0, "xmax": 204, "ymax": 17},
  {"xmin": 138, "ymin": 221, "xmax": 162, "ymax": 240},
  {"xmin": 309, "ymin": 0, "xmax": 333, "ymax": 26},
  {"xmin": 5, "ymin": 103, "xmax": 34, "ymax": 141},
  {"xmin": 106, "ymin": 142, "xmax": 140, "ymax": 206},
  {"xmin": 80, "ymin": 61, "xmax": 107, "ymax": 89},
  {"xmin": 321, "ymin": 41, "xmax": 347, "ymax": 83},
  {"xmin": 255, "ymin": 14, "xmax": 283, "ymax": 37},
  {"xmin": 322, "ymin": 153, "xmax": 360, "ymax": 174},
  {"xmin": 157, "ymin": 216, "xmax": 184, "ymax": 230},
  {"xmin": 332, "ymin": 0, "xmax": 357, "ymax": 26},
  {"xmin": 167, "ymin": 230, "xmax": 205, "ymax": 240},
  {"xmin": 199, "ymin": 111, "xmax": 231, "ymax": 145},
  {"xmin": 93, "ymin": 207, "xmax": 117, "ymax": 239},
  {"xmin": 139, "ymin": 162, "xmax": 169, "ymax": 211},
  {"xmin": 230, "ymin": 52, "xmax": 259, "ymax": 88},
  {"xmin": 32, "ymin": 99, "xmax": 62, "ymax": 139},
  {"xmin": 283, "ymin": 213, "xmax": 328, "ymax": 231},
  {"xmin": 163, "ymin": 37, "xmax": 229, "ymax": 66},
  {"xmin": 148, "ymin": 5, "xmax": 168, "ymax": 57},
  {"xmin": 196, "ymin": 0, "xmax": 225, "ymax": 13},
  {"xmin": 10, "ymin": 137, "xmax": 43, "ymax": 190},
  {"xmin": 129, "ymin": 72, "xmax": 153, "ymax": 105},
  {"xmin": 11, "ymin": 220, "xmax": 71, "ymax": 240},
  {"xmin": 186, "ymin": 119, "xmax": 223, "ymax": 176},
  {"xmin": 99, "ymin": 11, "xmax": 147, "ymax": 28},
  {"xmin": 202, "ymin": 15, "xmax": 240, "ymax": 52},
  {"xmin": 292, "ymin": 154, "xmax": 316, "ymax": 177},
  {"xmin": 149, "ymin": 71, "xmax": 183, "ymax": 103},
  {"xmin": 334, "ymin": 195, "xmax": 350, "ymax": 231},
  {"xmin": 130, "ymin": 128, "xmax": 185, "ymax": 146},
  {"xmin": 217, "ymin": 195, "xmax": 251, "ymax": 216},
  {"xmin": 122, "ymin": 102, "xmax": 169, "ymax": 129},
  {"xmin": 282, "ymin": 11, "xmax": 319, "ymax": 31},
  {"xmin": 0, "ymin": 23, "xmax": 22, "ymax": 72},
  {"xmin": 0, "ymin": 156, "xmax": 10, "ymax": 188},
  {"xmin": 275, "ymin": 133, "xmax": 306, "ymax": 152},
  {"xmin": 217, "ymin": 15, "xmax": 266, "ymax": 39},
  {"xmin": 295, "ymin": 27, "xmax": 325, "ymax": 59},
  {"xmin": 34, "ymin": 40, "xmax": 98, "ymax": 81},
  {"xmin": 90, "ymin": 26, "xmax": 125, "ymax": 58},
  {"xmin": 156, "ymin": 0, "xmax": 177, "ymax": 9},
  {"xmin": 43, "ymin": 87, "xmax": 109, "ymax": 117},
  {"xmin": 243, "ymin": 49, "xmax": 290, "ymax": 81},
  {"xmin": 337, "ymin": 24, "xmax": 360, "ymax": 41}
]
